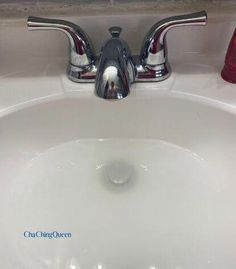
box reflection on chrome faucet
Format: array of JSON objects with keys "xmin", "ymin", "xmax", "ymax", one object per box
[
  {"xmin": 27, "ymin": 11, "xmax": 207, "ymax": 100},
  {"xmin": 95, "ymin": 27, "xmax": 136, "ymax": 99}
]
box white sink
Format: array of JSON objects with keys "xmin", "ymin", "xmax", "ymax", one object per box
[
  {"xmin": 0, "ymin": 11, "xmax": 235, "ymax": 269},
  {"xmin": 0, "ymin": 93, "xmax": 236, "ymax": 268}
]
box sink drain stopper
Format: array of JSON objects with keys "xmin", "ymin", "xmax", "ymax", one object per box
[{"xmin": 105, "ymin": 161, "xmax": 133, "ymax": 185}]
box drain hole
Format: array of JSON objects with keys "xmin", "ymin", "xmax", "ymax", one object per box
[{"xmin": 101, "ymin": 160, "xmax": 136, "ymax": 192}]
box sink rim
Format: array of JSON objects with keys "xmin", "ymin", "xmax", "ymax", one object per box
[{"xmin": 1, "ymin": 90, "xmax": 236, "ymax": 120}]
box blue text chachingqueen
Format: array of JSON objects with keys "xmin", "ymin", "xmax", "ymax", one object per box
[{"xmin": 24, "ymin": 231, "xmax": 72, "ymax": 239}]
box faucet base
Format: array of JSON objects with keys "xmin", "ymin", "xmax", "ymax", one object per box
[
  {"xmin": 67, "ymin": 64, "xmax": 96, "ymax": 83},
  {"xmin": 136, "ymin": 62, "xmax": 171, "ymax": 82},
  {"xmin": 67, "ymin": 60, "xmax": 171, "ymax": 85}
]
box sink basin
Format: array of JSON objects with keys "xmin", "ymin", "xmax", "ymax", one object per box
[{"xmin": 0, "ymin": 93, "xmax": 236, "ymax": 269}]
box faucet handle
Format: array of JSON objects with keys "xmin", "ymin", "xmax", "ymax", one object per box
[
  {"xmin": 27, "ymin": 16, "xmax": 96, "ymax": 82},
  {"xmin": 139, "ymin": 11, "xmax": 207, "ymax": 81}
]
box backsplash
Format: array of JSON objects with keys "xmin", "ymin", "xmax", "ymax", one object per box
[
  {"xmin": 0, "ymin": 0, "xmax": 235, "ymax": 18},
  {"xmin": 0, "ymin": 0, "xmax": 234, "ymax": 3}
]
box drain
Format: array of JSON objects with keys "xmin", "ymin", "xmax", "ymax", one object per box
[{"xmin": 105, "ymin": 161, "xmax": 133, "ymax": 185}]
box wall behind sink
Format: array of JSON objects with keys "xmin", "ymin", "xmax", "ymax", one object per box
[{"xmin": 0, "ymin": 0, "xmax": 235, "ymax": 17}]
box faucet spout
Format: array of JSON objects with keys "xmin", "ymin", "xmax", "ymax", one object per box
[{"xmin": 95, "ymin": 27, "xmax": 136, "ymax": 100}]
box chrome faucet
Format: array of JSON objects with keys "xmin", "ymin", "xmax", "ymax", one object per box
[{"xmin": 27, "ymin": 11, "xmax": 207, "ymax": 100}]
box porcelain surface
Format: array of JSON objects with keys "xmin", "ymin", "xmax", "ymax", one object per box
[{"xmin": 0, "ymin": 94, "xmax": 236, "ymax": 268}]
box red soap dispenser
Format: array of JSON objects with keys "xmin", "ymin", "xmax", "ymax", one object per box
[{"xmin": 221, "ymin": 28, "xmax": 236, "ymax": 84}]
